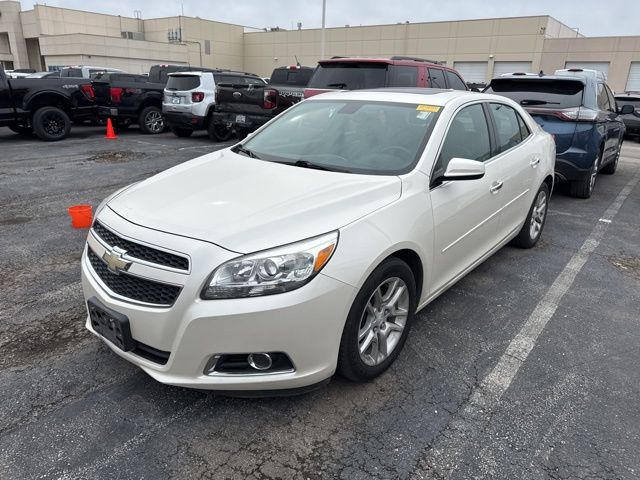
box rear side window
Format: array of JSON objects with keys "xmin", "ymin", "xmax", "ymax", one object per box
[
  {"xmin": 428, "ymin": 68, "xmax": 446, "ymax": 88},
  {"xmin": 389, "ymin": 66, "xmax": 419, "ymax": 87},
  {"xmin": 597, "ymin": 83, "xmax": 611, "ymax": 111},
  {"xmin": 486, "ymin": 79, "xmax": 584, "ymax": 108},
  {"xmin": 60, "ymin": 68, "xmax": 82, "ymax": 78},
  {"xmin": 435, "ymin": 103, "xmax": 491, "ymax": 178},
  {"xmin": 489, "ymin": 103, "xmax": 526, "ymax": 153},
  {"xmin": 307, "ymin": 62, "xmax": 388, "ymax": 90},
  {"xmin": 166, "ymin": 75, "xmax": 200, "ymax": 91},
  {"xmin": 445, "ymin": 71, "xmax": 467, "ymax": 90}
]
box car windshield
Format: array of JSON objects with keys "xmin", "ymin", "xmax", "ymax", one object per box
[
  {"xmin": 486, "ymin": 79, "xmax": 584, "ymax": 109},
  {"xmin": 240, "ymin": 100, "xmax": 440, "ymax": 175},
  {"xmin": 307, "ymin": 63, "xmax": 388, "ymax": 90}
]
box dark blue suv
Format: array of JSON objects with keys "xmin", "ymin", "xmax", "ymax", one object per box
[{"xmin": 485, "ymin": 69, "xmax": 633, "ymax": 198}]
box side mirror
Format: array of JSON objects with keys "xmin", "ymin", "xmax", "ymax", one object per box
[
  {"xmin": 443, "ymin": 157, "xmax": 486, "ymax": 181},
  {"xmin": 619, "ymin": 104, "xmax": 635, "ymax": 115}
]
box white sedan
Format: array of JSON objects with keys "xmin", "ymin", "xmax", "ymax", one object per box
[{"xmin": 81, "ymin": 89, "xmax": 555, "ymax": 392}]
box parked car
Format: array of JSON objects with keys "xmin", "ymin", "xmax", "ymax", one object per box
[
  {"xmin": 25, "ymin": 71, "xmax": 61, "ymax": 79},
  {"xmin": 485, "ymin": 68, "xmax": 632, "ymax": 198},
  {"xmin": 60, "ymin": 65, "xmax": 124, "ymax": 79},
  {"xmin": 614, "ymin": 91, "xmax": 640, "ymax": 140},
  {"xmin": 303, "ymin": 56, "xmax": 468, "ymax": 98},
  {"xmin": 92, "ymin": 72, "xmax": 165, "ymax": 134},
  {"xmin": 0, "ymin": 65, "xmax": 96, "ymax": 141},
  {"xmin": 81, "ymin": 89, "xmax": 554, "ymax": 392},
  {"xmin": 212, "ymin": 69, "xmax": 313, "ymax": 140},
  {"xmin": 148, "ymin": 64, "xmax": 216, "ymax": 84},
  {"xmin": 162, "ymin": 69, "xmax": 264, "ymax": 140}
]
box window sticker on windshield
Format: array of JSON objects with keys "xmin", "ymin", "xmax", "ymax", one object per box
[
  {"xmin": 416, "ymin": 104, "xmax": 440, "ymax": 112},
  {"xmin": 416, "ymin": 111, "xmax": 433, "ymax": 120}
]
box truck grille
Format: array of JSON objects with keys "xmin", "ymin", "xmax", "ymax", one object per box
[
  {"xmin": 93, "ymin": 222, "xmax": 189, "ymax": 271},
  {"xmin": 87, "ymin": 249, "xmax": 181, "ymax": 306}
]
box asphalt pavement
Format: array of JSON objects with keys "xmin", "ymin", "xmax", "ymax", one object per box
[{"xmin": 0, "ymin": 126, "xmax": 638, "ymax": 479}]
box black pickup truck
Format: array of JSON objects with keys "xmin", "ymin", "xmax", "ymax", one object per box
[
  {"xmin": 212, "ymin": 65, "xmax": 312, "ymax": 138},
  {"xmin": 92, "ymin": 72, "xmax": 165, "ymax": 134},
  {"xmin": 0, "ymin": 65, "xmax": 96, "ymax": 141}
]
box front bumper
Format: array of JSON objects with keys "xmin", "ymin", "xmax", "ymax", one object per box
[{"xmin": 80, "ymin": 210, "xmax": 355, "ymax": 391}]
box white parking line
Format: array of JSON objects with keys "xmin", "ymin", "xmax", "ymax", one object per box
[{"xmin": 412, "ymin": 169, "xmax": 640, "ymax": 479}]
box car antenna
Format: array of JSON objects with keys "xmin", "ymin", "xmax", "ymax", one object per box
[
  {"xmin": 295, "ymin": 55, "xmax": 301, "ymax": 67},
  {"xmin": 539, "ymin": 70, "xmax": 544, "ymax": 77}
]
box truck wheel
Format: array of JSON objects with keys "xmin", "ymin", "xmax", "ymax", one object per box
[
  {"xmin": 9, "ymin": 124, "xmax": 33, "ymax": 135},
  {"xmin": 207, "ymin": 121, "xmax": 232, "ymax": 142},
  {"xmin": 32, "ymin": 107, "xmax": 71, "ymax": 141},
  {"xmin": 138, "ymin": 106, "xmax": 165, "ymax": 134},
  {"xmin": 170, "ymin": 127, "xmax": 193, "ymax": 138}
]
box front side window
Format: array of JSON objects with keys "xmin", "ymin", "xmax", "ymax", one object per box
[
  {"xmin": 428, "ymin": 68, "xmax": 446, "ymax": 88},
  {"xmin": 490, "ymin": 103, "xmax": 525, "ymax": 153},
  {"xmin": 241, "ymin": 100, "xmax": 440, "ymax": 175},
  {"xmin": 434, "ymin": 103, "xmax": 491, "ymax": 179}
]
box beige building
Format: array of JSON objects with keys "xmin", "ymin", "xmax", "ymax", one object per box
[{"xmin": 1, "ymin": 1, "xmax": 639, "ymax": 92}]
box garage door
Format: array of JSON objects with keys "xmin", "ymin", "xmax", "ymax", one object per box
[
  {"xmin": 492, "ymin": 62, "xmax": 533, "ymax": 78},
  {"xmin": 453, "ymin": 62, "xmax": 488, "ymax": 84},
  {"xmin": 625, "ymin": 62, "xmax": 640, "ymax": 92},
  {"xmin": 565, "ymin": 61, "xmax": 610, "ymax": 77}
]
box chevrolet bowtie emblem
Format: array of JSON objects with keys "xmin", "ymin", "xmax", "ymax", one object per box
[{"xmin": 102, "ymin": 246, "xmax": 131, "ymax": 274}]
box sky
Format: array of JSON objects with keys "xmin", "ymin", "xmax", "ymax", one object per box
[{"xmin": 19, "ymin": 0, "xmax": 638, "ymax": 37}]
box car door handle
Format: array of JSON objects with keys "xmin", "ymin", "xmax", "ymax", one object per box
[
  {"xmin": 490, "ymin": 181, "xmax": 503, "ymax": 193},
  {"xmin": 530, "ymin": 157, "xmax": 541, "ymax": 167}
]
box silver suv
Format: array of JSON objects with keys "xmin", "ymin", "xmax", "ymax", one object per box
[{"xmin": 163, "ymin": 70, "xmax": 265, "ymax": 141}]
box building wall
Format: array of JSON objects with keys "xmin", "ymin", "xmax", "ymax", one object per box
[
  {"xmin": 541, "ymin": 36, "xmax": 640, "ymax": 92},
  {"xmin": 34, "ymin": 4, "xmax": 141, "ymax": 38},
  {"xmin": 0, "ymin": 0, "xmax": 28, "ymax": 68}
]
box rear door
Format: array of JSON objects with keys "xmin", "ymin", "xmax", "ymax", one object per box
[{"xmin": 428, "ymin": 102, "xmax": 505, "ymax": 294}]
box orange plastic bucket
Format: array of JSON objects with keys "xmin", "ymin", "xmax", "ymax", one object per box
[{"xmin": 68, "ymin": 204, "xmax": 93, "ymax": 229}]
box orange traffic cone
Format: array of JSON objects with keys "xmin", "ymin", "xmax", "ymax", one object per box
[{"xmin": 105, "ymin": 118, "xmax": 117, "ymax": 139}]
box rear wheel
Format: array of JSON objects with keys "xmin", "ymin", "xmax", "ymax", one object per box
[
  {"xmin": 138, "ymin": 106, "xmax": 164, "ymax": 134},
  {"xmin": 569, "ymin": 151, "xmax": 601, "ymax": 198},
  {"xmin": 170, "ymin": 127, "xmax": 193, "ymax": 137},
  {"xmin": 337, "ymin": 258, "xmax": 416, "ymax": 382},
  {"xmin": 207, "ymin": 120, "xmax": 232, "ymax": 142},
  {"xmin": 32, "ymin": 106, "xmax": 71, "ymax": 141},
  {"xmin": 511, "ymin": 183, "xmax": 549, "ymax": 249}
]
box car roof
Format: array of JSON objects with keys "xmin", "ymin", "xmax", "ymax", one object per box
[
  {"xmin": 318, "ymin": 56, "xmax": 453, "ymax": 69},
  {"xmin": 490, "ymin": 74, "xmax": 587, "ymax": 85}
]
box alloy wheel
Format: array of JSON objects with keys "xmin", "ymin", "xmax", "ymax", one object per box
[
  {"xmin": 358, "ymin": 277, "xmax": 409, "ymax": 366},
  {"xmin": 145, "ymin": 111, "xmax": 164, "ymax": 133},
  {"xmin": 42, "ymin": 112, "xmax": 65, "ymax": 137},
  {"xmin": 529, "ymin": 190, "xmax": 547, "ymax": 240}
]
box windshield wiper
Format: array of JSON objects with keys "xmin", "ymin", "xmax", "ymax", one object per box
[
  {"xmin": 291, "ymin": 160, "xmax": 352, "ymax": 173},
  {"xmin": 520, "ymin": 99, "xmax": 560, "ymax": 106},
  {"xmin": 232, "ymin": 144, "xmax": 261, "ymax": 159},
  {"xmin": 326, "ymin": 83, "xmax": 347, "ymax": 88}
]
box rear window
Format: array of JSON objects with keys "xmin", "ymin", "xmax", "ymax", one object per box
[
  {"xmin": 60, "ymin": 68, "xmax": 83, "ymax": 78},
  {"xmin": 166, "ymin": 75, "xmax": 200, "ymax": 91},
  {"xmin": 307, "ymin": 62, "xmax": 388, "ymax": 90},
  {"xmin": 486, "ymin": 79, "xmax": 584, "ymax": 109},
  {"xmin": 270, "ymin": 68, "xmax": 313, "ymax": 86}
]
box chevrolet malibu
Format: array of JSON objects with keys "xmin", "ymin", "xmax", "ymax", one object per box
[{"xmin": 81, "ymin": 89, "xmax": 555, "ymax": 393}]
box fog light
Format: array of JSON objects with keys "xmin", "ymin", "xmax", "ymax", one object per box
[{"xmin": 247, "ymin": 353, "xmax": 272, "ymax": 370}]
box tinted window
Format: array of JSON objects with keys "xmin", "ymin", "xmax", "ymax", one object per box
[
  {"xmin": 307, "ymin": 62, "xmax": 388, "ymax": 90},
  {"xmin": 486, "ymin": 79, "xmax": 584, "ymax": 108},
  {"xmin": 60, "ymin": 68, "xmax": 82, "ymax": 78},
  {"xmin": 597, "ymin": 83, "xmax": 611, "ymax": 111},
  {"xmin": 428, "ymin": 68, "xmax": 446, "ymax": 88},
  {"xmin": 605, "ymin": 85, "xmax": 617, "ymax": 112},
  {"xmin": 165, "ymin": 75, "xmax": 200, "ymax": 91},
  {"xmin": 270, "ymin": 68, "xmax": 313, "ymax": 86},
  {"xmin": 490, "ymin": 103, "xmax": 524, "ymax": 152},
  {"xmin": 243, "ymin": 100, "xmax": 440, "ymax": 175},
  {"xmin": 445, "ymin": 71, "xmax": 467, "ymax": 90},
  {"xmin": 615, "ymin": 97, "xmax": 640, "ymax": 114},
  {"xmin": 516, "ymin": 113, "xmax": 530, "ymax": 140},
  {"xmin": 389, "ymin": 66, "xmax": 419, "ymax": 87},
  {"xmin": 435, "ymin": 103, "xmax": 491, "ymax": 178}
]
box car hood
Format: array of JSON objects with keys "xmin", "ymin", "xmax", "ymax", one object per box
[{"xmin": 107, "ymin": 149, "xmax": 401, "ymax": 253}]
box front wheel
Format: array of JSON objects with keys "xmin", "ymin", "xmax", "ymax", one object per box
[
  {"xmin": 207, "ymin": 120, "xmax": 232, "ymax": 142},
  {"xmin": 32, "ymin": 106, "xmax": 71, "ymax": 141},
  {"xmin": 511, "ymin": 183, "xmax": 549, "ymax": 249},
  {"xmin": 337, "ymin": 258, "xmax": 416, "ymax": 382},
  {"xmin": 138, "ymin": 106, "xmax": 165, "ymax": 134}
]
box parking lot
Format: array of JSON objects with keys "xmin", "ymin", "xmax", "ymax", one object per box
[{"xmin": 0, "ymin": 125, "xmax": 639, "ymax": 479}]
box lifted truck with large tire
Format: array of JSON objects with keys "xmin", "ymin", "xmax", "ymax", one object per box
[{"xmin": 0, "ymin": 65, "xmax": 97, "ymax": 141}]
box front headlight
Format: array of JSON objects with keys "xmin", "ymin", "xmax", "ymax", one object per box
[{"xmin": 201, "ymin": 231, "xmax": 338, "ymax": 299}]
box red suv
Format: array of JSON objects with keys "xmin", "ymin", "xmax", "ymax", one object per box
[{"xmin": 304, "ymin": 56, "xmax": 468, "ymax": 98}]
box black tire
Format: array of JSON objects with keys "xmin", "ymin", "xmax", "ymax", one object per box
[
  {"xmin": 511, "ymin": 183, "xmax": 549, "ymax": 249},
  {"xmin": 207, "ymin": 120, "xmax": 232, "ymax": 142},
  {"xmin": 8, "ymin": 124, "xmax": 33, "ymax": 135},
  {"xmin": 337, "ymin": 257, "xmax": 417, "ymax": 382},
  {"xmin": 138, "ymin": 106, "xmax": 164, "ymax": 134},
  {"xmin": 569, "ymin": 150, "xmax": 601, "ymax": 198},
  {"xmin": 170, "ymin": 127, "xmax": 193, "ymax": 138},
  {"xmin": 32, "ymin": 106, "xmax": 71, "ymax": 141},
  {"xmin": 601, "ymin": 145, "xmax": 621, "ymax": 175}
]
